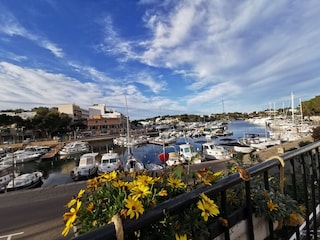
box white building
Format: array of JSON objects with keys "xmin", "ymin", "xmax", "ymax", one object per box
[
  {"xmin": 88, "ymin": 104, "xmax": 122, "ymax": 118},
  {"xmin": 58, "ymin": 104, "xmax": 89, "ymax": 121},
  {"xmin": 0, "ymin": 111, "xmax": 36, "ymax": 120}
]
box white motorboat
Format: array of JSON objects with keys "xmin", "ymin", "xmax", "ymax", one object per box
[
  {"xmin": 160, "ymin": 143, "xmax": 202, "ymax": 166},
  {"xmin": 6, "ymin": 171, "xmax": 43, "ymax": 191},
  {"xmin": 59, "ymin": 141, "xmax": 90, "ymax": 159},
  {"xmin": 71, "ymin": 152, "xmax": 99, "ymax": 181},
  {"xmin": 201, "ymin": 142, "xmax": 231, "ymax": 160},
  {"xmin": 179, "ymin": 143, "xmax": 202, "ymax": 164},
  {"xmin": 233, "ymin": 144, "xmax": 253, "ymax": 154},
  {"xmin": 98, "ymin": 150, "xmax": 122, "ymax": 174},
  {"xmin": 0, "ymin": 149, "xmax": 42, "ymax": 165}
]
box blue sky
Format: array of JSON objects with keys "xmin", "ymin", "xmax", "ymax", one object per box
[{"xmin": 0, "ymin": 0, "xmax": 319, "ymax": 119}]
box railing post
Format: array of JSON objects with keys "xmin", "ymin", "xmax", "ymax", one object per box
[{"xmin": 245, "ymin": 181, "xmax": 254, "ymax": 240}]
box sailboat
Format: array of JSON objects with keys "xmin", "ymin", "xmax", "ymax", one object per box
[{"xmin": 122, "ymin": 96, "xmax": 144, "ymax": 172}]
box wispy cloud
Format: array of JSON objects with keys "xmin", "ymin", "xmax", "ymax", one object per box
[{"xmin": 0, "ymin": 7, "xmax": 64, "ymax": 58}]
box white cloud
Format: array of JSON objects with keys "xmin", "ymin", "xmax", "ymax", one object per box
[{"xmin": 0, "ymin": 8, "xmax": 64, "ymax": 58}]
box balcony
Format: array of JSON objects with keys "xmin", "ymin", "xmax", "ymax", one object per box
[{"xmin": 73, "ymin": 141, "xmax": 320, "ymax": 240}]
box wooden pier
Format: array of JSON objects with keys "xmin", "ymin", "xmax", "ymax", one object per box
[{"xmin": 41, "ymin": 142, "xmax": 64, "ymax": 160}]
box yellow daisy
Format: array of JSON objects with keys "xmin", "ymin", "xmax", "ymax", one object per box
[
  {"xmin": 267, "ymin": 199, "xmax": 278, "ymax": 212},
  {"xmin": 129, "ymin": 184, "xmax": 152, "ymax": 199},
  {"xmin": 66, "ymin": 189, "xmax": 85, "ymax": 208},
  {"xmin": 175, "ymin": 233, "xmax": 187, "ymax": 240},
  {"xmin": 125, "ymin": 195, "xmax": 144, "ymax": 219},
  {"xmin": 197, "ymin": 194, "xmax": 220, "ymax": 222},
  {"xmin": 62, "ymin": 200, "xmax": 82, "ymax": 236},
  {"xmin": 167, "ymin": 175, "xmax": 186, "ymax": 189}
]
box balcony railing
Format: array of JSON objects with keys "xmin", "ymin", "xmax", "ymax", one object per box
[{"xmin": 74, "ymin": 141, "xmax": 320, "ymax": 240}]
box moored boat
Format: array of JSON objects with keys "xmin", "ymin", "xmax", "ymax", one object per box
[
  {"xmin": 6, "ymin": 171, "xmax": 43, "ymax": 191},
  {"xmin": 201, "ymin": 142, "xmax": 231, "ymax": 160},
  {"xmin": 98, "ymin": 150, "xmax": 122, "ymax": 174},
  {"xmin": 123, "ymin": 154, "xmax": 145, "ymax": 172},
  {"xmin": 59, "ymin": 141, "xmax": 90, "ymax": 159},
  {"xmin": 0, "ymin": 165, "xmax": 14, "ymax": 192},
  {"xmin": 71, "ymin": 152, "xmax": 99, "ymax": 181}
]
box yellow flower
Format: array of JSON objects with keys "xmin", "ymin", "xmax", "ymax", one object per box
[
  {"xmin": 62, "ymin": 200, "xmax": 82, "ymax": 236},
  {"xmin": 87, "ymin": 177, "xmax": 100, "ymax": 190},
  {"xmin": 87, "ymin": 202, "xmax": 94, "ymax": 212},
  {"xmin": 100, "ymin": 171, "xmax": 117, "ymax": 182},
  {"xmin": 199, "ymin": 193, "xmax": 214, "ymax": 205},
  {"xmin": 66, "ymin": 189, "xmax": 85, "ymax": 208},
  {"xmin": 136, "ymin": 174, "xmax": 158, "ymax": 185},
  {"xmin": 129, "ymin": 184, "xmax": 152, "ymax": 199},
  {"xmin": 125, "ymin": 195, "xmax": 144, "ymax": 219},
  {"xmin": 157, "ymin": 189, "xmax": 168, "ymax": 197},
  {"xmin": 267, "ymin": 199, "xmax": 278, "ymax": 212},
  {"xmin": 112, "ymin": 179, "xmax": 128, "ymax": 189},
  {"xmin": 167, "ymin": 175, "xmax": 186, "ymax": 189},
  {"xmin": 197, "ymin": 193, "xmax": 220, "ymax": 222},
  {"xmin": 175, "ymin": 233, "xmax": 187, "ymax": 240}
]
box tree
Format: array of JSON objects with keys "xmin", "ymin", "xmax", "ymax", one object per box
[{"xmin": 32, "ymin": 107, "xmax": 72, "ymax": 138}]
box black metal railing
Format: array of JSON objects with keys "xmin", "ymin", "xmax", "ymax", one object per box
[{"xmin": 75, "ymin": 141, "xmax": 320, "ymax": 240}]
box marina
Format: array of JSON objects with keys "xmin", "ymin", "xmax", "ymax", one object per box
[{"xmin": 0, "ymin": 119, "xmax": 314, "ymax": 190}]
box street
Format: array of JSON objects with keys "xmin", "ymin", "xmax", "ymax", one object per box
[
  {"xmin": 0, "ymin": 160, "xmax": 228, "ymax": 240},
  {"xmin": 0, "ymin": 182, "xmax": 85, "ymax": 240}
]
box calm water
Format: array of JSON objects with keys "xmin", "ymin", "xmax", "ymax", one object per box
[{"xmin": 12, "ymin": 120, "xmax": 266, "ymax": 187}]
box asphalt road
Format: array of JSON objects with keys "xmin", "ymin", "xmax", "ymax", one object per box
[
  {"xmin": 0, "ymin": 160, "xmax": 229, "ymax": 240},
  {"xmin": 0, "ymin": 182, "xmax": 86, "ymax": 240}
]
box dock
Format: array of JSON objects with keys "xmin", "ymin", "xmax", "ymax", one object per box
[{"xmin": 41, "ymin": 142, "xmax": 64, "ymax": 160}]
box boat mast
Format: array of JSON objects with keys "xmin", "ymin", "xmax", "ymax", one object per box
[
  {"xmin": 299, "ymin": 98, "xmax": 303, "ymax": 122},
  {"xmin": 125, "ymin": 95, "xmax": 130, "ymax": 155},
  {"xmin": 291, "ymin": 92, "xmax": 295, "ymax": 124}
]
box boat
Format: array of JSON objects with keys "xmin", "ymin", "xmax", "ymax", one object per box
[
  {"xmin": 122, "ymin": 96, "xmax": 145, "ymax": 172},
  {"xmin": 179, "ymin": 143, "xmax": 202, "ymax": 164},
  {"xmin": 201, "ymin": 142, "xmax": 232, "ymax": 160},
  {"xmin": 123, "ymin": 154, "xmax": 145, "ymax": 172},
  {"xmin": 70, "ymin": 152, "xmax": 99, "ymax": 181},
  {"xmin": 159, "ymin": 145, "xmax": 182, "ymax": 166},
  {"xmin": 0, "ymin": 149, "xmax": 42, "ymax": 165},
  {"xmin": 0, "ymin": 165, "xmax": 14, "ymax": 192},
  {"xmin": 233, "ymin": 144, "xmax": 254, "ymax": 154},
  {"xmin": 145, "ymin": 162, "xmax": 164, "ymax": 171},
  {"xmin": 59, "ymin": 141, "xmax": 90, "ymax": 159},
  {"xmin": 98, "ymin": 150, "xmax": 122, "ymax": 174},
  {"xmin": 6, "ymin": 171, "xmax": 43, "ymax": 191},
  {"xmin": 160, "ymin": 143, "xmax": 202, "ymax": 166}
]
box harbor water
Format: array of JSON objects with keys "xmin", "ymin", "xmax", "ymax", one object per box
[{"xmin": 9, "ymin": 120, "xmax": 267, "ymax": 188}]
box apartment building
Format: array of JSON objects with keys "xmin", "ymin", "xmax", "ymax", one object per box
[{"xmin": 87, "ymin": 104, "xmax": 127, "ymax": 135}]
